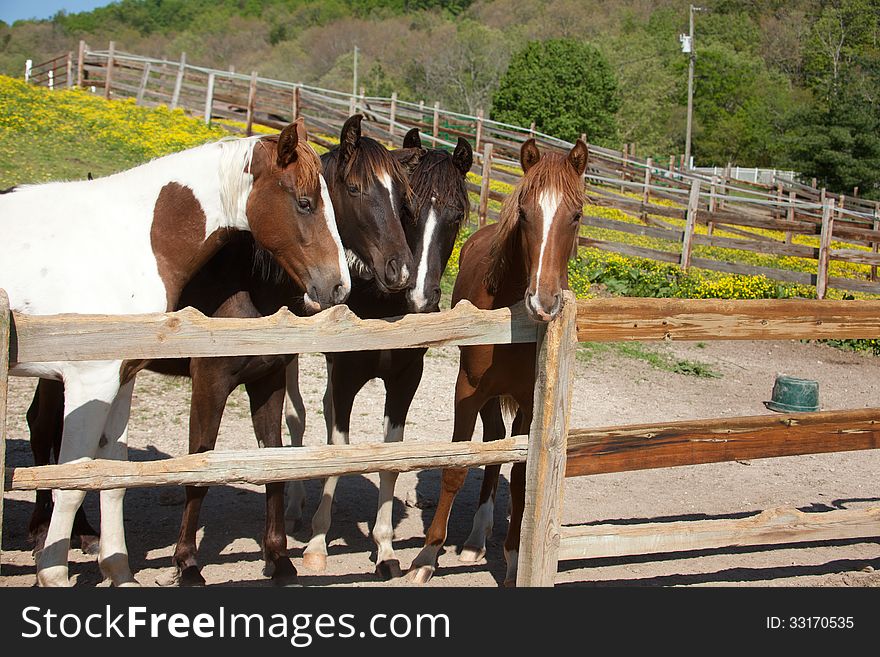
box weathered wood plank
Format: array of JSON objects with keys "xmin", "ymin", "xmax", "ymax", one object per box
[
  {"xmin": 0, "ymin": 289, "xmax": 9, "ymax": 570},
  {"xmin": 6, "ymin": 437, "xmax": 529, "ymax": 491},
  {"xmin": 680, "ymin": 179, "xmax": 701, "ymax": 269},
  {"xmin": 10, "ymin": 301, "xmax": 537, "ymax": 364},
  {"xmin": 558, "ymin": 506, "xmax": 880, "ymax": 561},
  {"xmin": 575, "ymin": 297, "xmax": 880, "ymax": 342},
  {"xmin": 517, "ymin": 291, "xmax": 578, "ymax": 587},
  {"xmin": 565, "ymin": 408, "xmax": 880, "ymax": 477},
  {"xmin": 817, "ymin": 199, "xmax": 835, "ymax": 299}
]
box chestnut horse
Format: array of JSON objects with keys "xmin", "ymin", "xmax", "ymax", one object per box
[
  {"xmin": 25, "ymin": 115, "xmax": 419, "ymax": 586},
  {"xmin": 1, "ymin": 118, "xmax": 350, "ymax": 587},
  {"xmin": 408, "ymin": 137, "xmax": 588, "ymax": 586},
  {"xmin": 285, "ymin": 130, "xmax": 473, "ymax": 579}
]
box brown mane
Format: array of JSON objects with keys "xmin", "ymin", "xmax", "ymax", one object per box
[
  {"xmin": 409, "ymin": 149, "xmax": 469, "ymax": 222},
  {"xmin": 485, "ymin": 151, "xmax": 582, "ymax": 292}
]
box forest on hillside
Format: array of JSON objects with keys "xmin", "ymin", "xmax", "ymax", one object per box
[{"xmin": 2, "ymin": 0, "xmax": 879, "ymax": 197}]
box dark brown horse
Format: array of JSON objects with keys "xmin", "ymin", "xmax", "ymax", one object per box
[
  {"xmin": 408, "ymin": 137, "xmax": 588, "ymax": 586},
  {"xmin": 285, "ymin": 131, "xmax": 473, "ymax": 579},
  {"xmin": 25, "ymin": 114, "xmax": 419, "ymax": 586}
]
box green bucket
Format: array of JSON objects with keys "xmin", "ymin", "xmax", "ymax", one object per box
[{"xmin": 763, "ymin": 375, "xmax": 819, "ymax": 413}]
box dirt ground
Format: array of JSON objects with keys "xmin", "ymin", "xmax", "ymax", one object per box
[{"xmin": 2, "ymin": 337, "xmax": 880, "ymax": 587}]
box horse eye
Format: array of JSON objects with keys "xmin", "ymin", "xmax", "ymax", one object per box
[
  {"xmin": 347, "ymin": 184, "xmax": 359, "ymax": 195},
  {"xmin": 518, "ymin": 208, "xmax": 527, "ymax": 222},
  {"xmin": 572, "ymin": 211, "xmax": 582, "ymax": 224},
  {"xmin": 298, "ymin": 198, "xmax": 311, "ymax": 211}
]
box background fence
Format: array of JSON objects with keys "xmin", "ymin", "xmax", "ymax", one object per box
[{"xmin": 23, "ymin": 43, "xmax": 880, "ymax": 299}]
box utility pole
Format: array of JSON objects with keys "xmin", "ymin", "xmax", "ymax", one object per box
[
  {"xmin": 682, "ymin": 5, "xmax": 705, "ymax": 170},
  {"xmin": 352, "ymin": 45, "xmax": 359, "ymax": 101}
]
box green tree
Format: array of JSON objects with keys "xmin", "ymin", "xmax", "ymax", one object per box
[{"xmin": 491, "ymin": 38, "xmax": 620, "ymax": 144}]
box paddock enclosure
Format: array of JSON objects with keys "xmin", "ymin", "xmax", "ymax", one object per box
[
  {"xmin": 5, "ymin": 45, "xmax": 880, "ymax": 587},
  {"xmin": 2, "ymin": 290, "xmax": 879, "ymax": 586}
]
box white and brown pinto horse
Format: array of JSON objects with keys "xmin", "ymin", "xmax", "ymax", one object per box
[
  {"xmin": 408, "ymin": 137, "xmax": 588, "ymax": 586},
  {"xmin": 0, "ymin": 118, "xmax": 350, "ymax": 586}
]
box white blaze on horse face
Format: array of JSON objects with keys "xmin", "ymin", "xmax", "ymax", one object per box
[
  {"xmin": 533, "ymin": 189, "xmax": 562, "ymax": 298},
  {"xmin": 411, "ymin": 198, "xmax": 438, "ymax": 310},
  {"xmin": 303, "ymin": 175, "xmax": 351, "ymax": 310},
  {"xmin": 378, "ymin": 170, "xmax": 410, "ymax": 281}
]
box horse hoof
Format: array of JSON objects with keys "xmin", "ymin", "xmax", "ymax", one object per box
[
  {"xmin": 178, "ymin": 566, "xmax": 206, "ymax": 587},
  {"xmin": 266, "ymin": 557, "xmax": 299, "ymax": 587},
  {"xmin": 503, "ymin": 578, "xmax": 517, "ymax": 588},
  {"xmin": 77, "ymin": 534, "xmax": 101, "ymax": 556},
  {"xmin": 302, "ymin": 552, "xmax": 327, "ymax": 572},
  {"xmin": 458, "ymin": 546, "xmax": 486, "ymax": 563},
  {"xmin": 375, "ymin": 559, "xmax": 402, "ymax": 581},
  {"xmin": 407, "ymin": 565, "xmax": 435, "ymax": 585},
  {"xmin": 114, "ymin": 579, "xmax": 141, "ymax": 588}
]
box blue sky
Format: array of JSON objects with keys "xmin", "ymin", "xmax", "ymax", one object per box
[{"xmin": 0, "ymin": 1, "xmax": 112, "ymax": 24}]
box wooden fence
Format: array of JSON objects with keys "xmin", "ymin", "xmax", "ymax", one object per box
[
  {"xmin": 24, "ymin": 44, "xmax": 880, "ymax": 298},
  {"xmin": 2, "ymin": 289, "xmax": 880, "ymax": 585}
]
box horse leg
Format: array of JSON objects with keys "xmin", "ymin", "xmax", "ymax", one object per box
[
  {"xmin": 373, "ymin": 352, "xmax": 424, "ymax": 580},
  {"xmin": 94, "ymin": 378, "xmax": 137, "ymax": 586},
  {"xmin": 171, "ymin": 358, "xmax": 234, "ymax": 586},
  {"xmin": 503, "ymin": 407, "xmax": 532, "ymax": 587},
  {"xmin": 245, "ymin": 368, "xmax": 298, "ymax": 586},
  {"xmin": 460, "ymin": 397, "xmax": 506, "ymax": 563},
  {"xmin": 408, "ymin": 371, "xmax": 484, "ymax": 584},
  {"xmin": 302, "ymin": 356, "xmax": 364, "ymax": 572},
  {"xmin": 28, "ymin": 379, "xmax": 101, "ymax": 555},
  {"xmin": 283, "ymin": 356, "xmax": 307, "ymax": 528},
  {"xmin": 35, "ymin": 364, "xmax": 122, "ymax": 587}
]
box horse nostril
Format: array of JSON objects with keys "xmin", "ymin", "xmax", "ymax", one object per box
[
  {"xmin": 385, "ymin": 258, "xmax": 400, "ymax": 286},
  {"xmin": 429, "ymin": 286, "xmax": 441, "ymax": 306},
  {"xmin": 332, "ymin": 283, "xmax": 349, "ymax": 305}
]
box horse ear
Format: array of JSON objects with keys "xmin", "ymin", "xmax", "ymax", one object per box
[
  {"xmin": 452, "ymin": 137, "xmax": 473, "ymax": 176},
  {"xmin": 277, "ymin": 120, "xmax": 300, "ymax": 169},
  {"xmin": 339, "ymin": 114, "xmax": 363, "ymax": 166},
  {"xmin": 294, "ymin": 116, "xmax": 308, "ymax": 143},
  {"xmin": 568, "ymin": 139, "xmax": 589, "ymax": 176},
  {"xmin": 520, "ymin": 138, "xmax": 541, "ymax": 173},
  {"xmin": 403, "ymin": 128, "xmax": 422, "ymax": 149},
  {"xmin": 392, "ymin": 147, "xmax": 426, "ymax": 176}
]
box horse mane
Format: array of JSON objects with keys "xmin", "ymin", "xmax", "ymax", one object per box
[
  {"xmin": 409, "ymin": 149, "xmax": 468, "ymax": 225},
  {"xmin": 485, "ymin": 151, "xmax": 582, "ymax": 293},
  {"xmin": 218, "ymin": 136, "xmax": 259, "ymax": 226}
]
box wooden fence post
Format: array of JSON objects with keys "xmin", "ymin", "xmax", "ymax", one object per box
[
  {"xmin": 620, "ymin": 143, "xmax": 629, "ymax": 192},
  {"xmin": 817, "ymin": 198, "xmax": 835, "ymax": 300},
  {"xmin": 245, "ymin": 70, "xmax": 258, "ymax": 137},
  {"xmin": 640, "ymin": 157, "xmax": 652, "ymax": 223},
  {"xmin": 66, "ymin": 51, "xmax": 73, "ymax": 89},
  {"xmin": 529, "ymin": 121, "xmax": 536, "ymax": 140},
  {"xmin": 785, "ymin": 190, "xmax": 795, "ymax": 244},
  {"xmin": 104, "ymin": 41, "xmax": 115, "ymax": 100},
  {"xmin": 389, "ymin": 91, "xmax": 397, "ymax": 139},
  {"xmin": 0, "ymin": 289, "xmax": 10, "ymax": 572},
  {"xmin": 432, "ymin": 101, "xmax": 440, "ymax": 144},
  {"xmin": 516, "ymin": 291, "xmax": 578, "ymax": 587},
  {"xmin": 77, "ymin": 39, "xmax": 86, "ymax": 87},
  {"xmin": 478, "ymin": 143, "xmax": 493, "ymax": 227},
  {"xmin": 292, "ymin": 85, "xmax": 301, "ymax": 121},
  {"xmin": 475, "ymin": 107, "xmax": 483, "ymax": 153},
  {"xmin": 170, "ymin": 52, "xmax": 186, "ymax": 109},
  {"xmin": 135, "ymin": 62, "xmax": 151, "ymax": 105},
  {"xmin": 203, "ymin": 72, "xmax": 215, "ymax": 125},
  {"xmin": 680, "ymin": 179, "xmax": 701, "ymax": 270},
  {"xmin": 872, "ymin": 203, "xmax": 879, "ymax": 282},
  {"xmin": 707, "ymin": 174, "xmax": 718, "ymax": 235}
]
